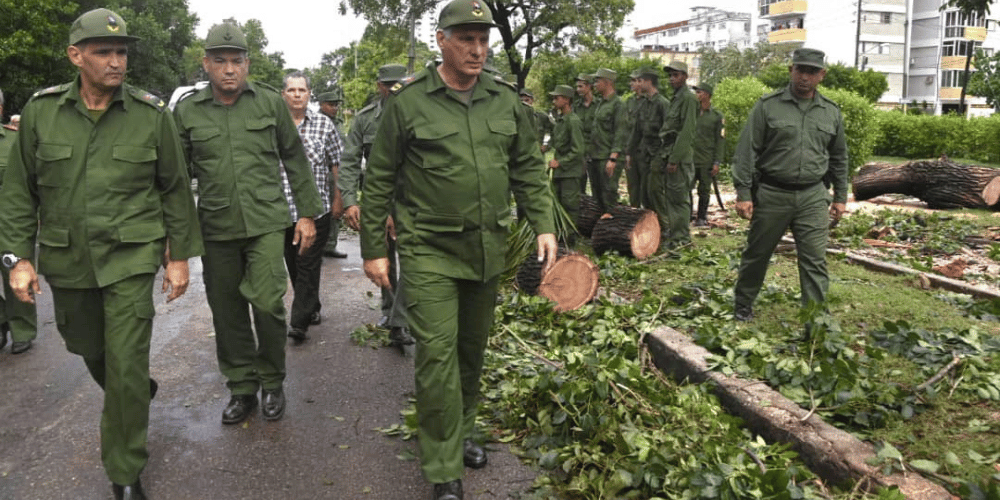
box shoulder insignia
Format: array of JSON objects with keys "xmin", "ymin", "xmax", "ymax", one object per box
[
  {"xmin": 390, "ymin": 74, "xmax": 421, "ymax": 95},
  {"xmin": 32, "ymin": 83, "xmax": 70, "ymax": 99},
  {"xmin": 128, "ymin": 85, "xmax": 166, "ymax": 110},
  {"xmin": 492, "ymin": 74, "xmax": 517, "ymax": 92}
]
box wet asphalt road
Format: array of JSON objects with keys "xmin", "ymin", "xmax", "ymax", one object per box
[{"xmin": 0, "ymin": 235, "xmax": 535, "ymax": 500}]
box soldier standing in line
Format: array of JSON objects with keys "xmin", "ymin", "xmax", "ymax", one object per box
[
  {"xmin": 587, "ymin": 68, "xmax": 627, "ymax": 213},
  {"xmin": 174, "ymin": 22, "xmax": 323, "ymax": 425},
  {"xmin": 519, "ymin": 89, "xmax": 552, "ymax": 152},
  {"xmin": 732, "ymin": 48, "xmax": 848, "ymax": 323},
  {"xmin": 0, "ymin": 9, "xmax": 203, "ymax": 498},
  {"xmin": 0, "ymin": 88, "xmax": 37, "ymax": 356},
  {"xmin": 630, "ymin": 68, "xmax": 670, "ymax": 233},
  {"xmin": 658, "ymin": 61, "xmax": 698, "ymax": 251},
  {"xmin": 574, "ymin": 73, "xmax": 597, "ymax": 195},
  {"xmin": 546, "ymin": 84, "xmax": 585, "ymax": 244},
  {"xmin": 359, "ymin": 1, "xmax": 556, "ymax": 498},
  {"xmin": 338, "ymin": 64, "xmax": 413, "ymax": 347},
  {"xmin": 691, "ymin": 82, "xmax": 725, "ymax": 227},
  {"xmin": 623, "ymin": 69, "xmax": 645, "ymax": 208},
  {"xmin": 317, "ymin": 87, "xmax": 349, "ymax": 259}
]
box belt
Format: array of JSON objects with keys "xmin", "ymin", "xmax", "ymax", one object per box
[{"xmin": 759, "ymin": 174, "xmax": 821, "ymax": 192}]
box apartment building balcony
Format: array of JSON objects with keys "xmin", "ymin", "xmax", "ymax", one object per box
[
  {"xmin": 939, "ymin": 87, "xmax": 962, "ymax": 99},
  {"xmin": 768, "ymin": 27, "xmax": 807, "ymax": 43},
  {"xmin": 760, "ymin": 0, "xmax": 807, "ymax": 18},
  {"xmin": 941, "ymin": 56, "xmax": 973, "ymax": 70},
  {"xmin": 965, "ymin": 26, "xmax": 987, "ymax": 41}
]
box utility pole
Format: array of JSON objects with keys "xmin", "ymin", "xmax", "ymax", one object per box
[
  {"xmin": 854, "ymin": 0, "xmax": 863, "ymax": 68},
  {"xmin": 408, "ymin": 8, "xmax": 417, "ymax": 73}
]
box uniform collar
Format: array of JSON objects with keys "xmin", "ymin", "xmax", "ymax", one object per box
[
  {"xmin": 194, "ymin": 80, "xmax": 257, "ymax": 103},
  {"xmin": 60, "ymin": 76, "xmax": 127, "ymax": 112},
  {"xmin": 780, "ymin": 85, "xmax": 826, "ymax": 107},
  {"xmin": 425, "ymin": 61, "xmax": 502, "ymax": 102}
]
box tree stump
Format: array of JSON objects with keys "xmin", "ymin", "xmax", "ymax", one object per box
[
  {"xmin": 576, "ymin": 195, "xmax": 604, "ymax": 238},
  {"xmin": 853, "ymin": 159, "xmax": 1000, "ymax": 209},
  {"xmin": 591, "ymin": 206, "xmax": 660, "ymax": 259},
  {"xmin": 515, "ymin": 249, "xmax": 599, "ymax": 311}
]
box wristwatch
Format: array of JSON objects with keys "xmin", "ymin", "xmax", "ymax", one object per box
[{"xmin": 2, "ymin": 253, "xmax": 21, "ymax": 269}]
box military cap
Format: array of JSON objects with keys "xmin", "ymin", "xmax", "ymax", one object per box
[
  {"xmin": 664, "ymin": 60, "xmax": 688, "ymax": 75},
  {"xmin": 378, "ymin": 64, "xmax": 407, "ymax": 83},
  {"xmin": 518, "ymin": 88, "xmax": 533, "ymax": 98},
  {"xmin": 575, "ymin": 73, "xmax": 594, "ymax": 84},
  {"xmin": 438, "ymin": 0, "xmax": 497, "ymax": 30},
  {"xmin": 594, "ymin": 68, "xmax": 617, "ymax": 81},
  {"xmin": 792, "ymin": 48, "xmax": 826, "ymax": 69},
  {"xmin": 693, "ymin": 82, "xmax": 714, "ymax": 95},
  {"xmin": 637, "ymin": 67, "xmax": 659, "ymax": 79},
  {"xmin": 548, "ymin": 85, "xmax": 575, "ymax": 99},
  {"xmin": 205, "ymin": 22, "xmax": 248, "ymax": 51},
  {"xmin": 317, "ymin": 88, "xmax": 343, "ymax": 103},
  {"xmin": 69, "ymin": 8, "xmax": 140, "ymax": 45}
]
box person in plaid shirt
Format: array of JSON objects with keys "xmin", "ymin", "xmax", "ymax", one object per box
[{"xmin": 280, "ymin": 71, "xmax": 343, "ymax": 343}]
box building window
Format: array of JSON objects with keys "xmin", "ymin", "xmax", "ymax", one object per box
[
  {"xmin": 682, "ymin": 27, "xmax": 689, "ymax": 33},
  {"xmin": 669, "ymin": 29, "xmax": 678, "ymax": 36},
  {"xmin": 861, "ymin": 42, "xmax": 889, "ymax": 54},
  {"xmin": 942, "ymin": 40, "xmax": 981, "ymax": 56},
  {"xmin": 881, "ymin": 12, "xmax": 891, "ymax": 24},
  {"xmin": 941, "ymin": 70, "xmax": 967, "ymax": 88}
]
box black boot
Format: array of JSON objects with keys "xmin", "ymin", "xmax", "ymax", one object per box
[{"xmin": 694, "ymin": 197, "xmax": 709, "ymax": 227}]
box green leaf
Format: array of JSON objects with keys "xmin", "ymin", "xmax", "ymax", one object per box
[{"xmin": 909, "ymin": 459, "xmax": 940, "ymax": 474}]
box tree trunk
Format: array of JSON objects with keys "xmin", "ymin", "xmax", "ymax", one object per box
[
  {"xmin": 852, "ymin": 160, "xmax": 1000, "ymax": 209},
  {"xmin": 591, "ymin": 206, "xmax": 661, "ymax": 259},
  {"xmin": 576, "ymin": 195, "xmax": 604, "ymax": 238},
  {"xmin": 515, "ymin": 249, "xmax": 599, "ymax": 312}
]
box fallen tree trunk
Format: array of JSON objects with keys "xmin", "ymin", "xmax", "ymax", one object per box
[
  {"xmin": 515, "ymin": 249, "xmax": 599, "ymax": 311},
  {"xmin": 576, "ymin": 195, "xmax": 604, "ymax": 238},
  {"xmin": 853, "ymin": 159, "xmax": 1000, "ymax": 209},
  {"xmin": 591, "ymin": 206, "xmax": 660, "ymax": 259}
]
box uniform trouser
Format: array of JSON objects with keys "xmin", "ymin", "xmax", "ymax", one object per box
[
  {"xmin": 626, "ymin": 157, "xmax": 644, "ymax": 208},
  {"xmin": 643, "ymin": 153, "xmax": 670, "ymax": 241},
  {"xmin": 203, "ymin": 231, "xmax": 288, "ymax": 395},
  {"xmin": 402, "ymin": 269, "xmax": 499, "ymax": 484},
  {"xmin": 552, "ymin": 175, "xmax": 581, "ymax": 227},
  {"xmin": 693, "ymin": 163, "xmax": 714, "ymax": 219},
  {"xmin": 587, "ymin": 159, "xmax": 621, "ymax": 212},
  {"xmin": 664, "ymin": 161, "xmax": 695, "ymax": 247},
  {"xmin": 0, "ymin": 267, "xmax": 37, "ymax": 342},
  {"xmin": 50, "ymin": 274, "xmax": 155, "ymax": 485},
  {"xmin": 283, "ymin": 213, "xmax": 332, "ymax": 330},
  {"xmin": 735, "ymin": 183, "xmax": 831, "ymax": 311},
  {"xmin": 323, "ymin": 217, "xmax": 341, "ymax": 253},
  {"xmin": 380, "ymin": 236, "xmax": 399, "ymax": 317}
]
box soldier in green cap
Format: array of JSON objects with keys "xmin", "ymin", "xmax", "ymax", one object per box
[
  {"xmin": 0, "ymin": 88, "xmax": 38, "ymax": 356},
  {"xmin": 0, "ymin": 8, "xmax": 203, "ymax": 499},
  {"xmin": 732, "ymin": 47, "xmax": 848, "ymax": 324},
  {"xmin": 622, "ymin": 69, "xmax": 644, "ymax": 207},
  {"xmin": 360, "ymin": 1, "xmax": 556, "ymax": 498},
  {"xmin": 588, "ymin": 68, "xmax": 627, "ymax": 212},
  {"xmin": 628, "ymin": 67, "xmax": 670, "ymax": 221},
  {"xmin": 574, "ymin": 72, "xmax": 598, "ymax": 194},
  {"xmin": 316, "ymin": 87, "xmax": 349, "ymax": 259},
  {"xmin": 657, "ymin": 60, "xmax": 698, "ymax": 250},
  {"xmin": 338, "ymin": 63, "xmax": 413, "ymax": 346},
  {"xmin": 174, "ymin": 21, "xmax": 323, "ymax": 425},
  {"xmin": 519, "ymin": 88, "xmax": 553, "ymax": 151},
  {"xmin": 691, "ymin": 82, "xmax": 725, "ymax": 227},
  {"xmin": 547, "ymin": 84, "xmax": 585, "ymax": 240}
]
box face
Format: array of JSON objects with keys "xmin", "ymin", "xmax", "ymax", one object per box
[
  {"xmin": 553, "ymin": 95, "xmax": 570, "ymax": 109},
  {"xmin": 282, "ymin": 77, "xmax": 310, "ymax": 113},
  {"xmin": 638, "ymin": 77, "xmax": 654, "ymax": 93},
  {"xmin": 629, "ymin": 78, "xmax": 640, "ymax": 93},
  {"xmin": 595, "ymin": 78, "xmax": 612, "ymax": 95},
  {"xmin": 68, "ymin": 40, "xmax": 128, "ymax": 92},
  {"xmin": 668, "ymin": 70, "xmax": 686, "ymax": 90},
  {"xmin": 575, "ymin": 80, "xmax": 591, "ymax": 96},
  {"xmin": 319, "ymin": 101, "xmax": 339, "ymax": 118},
  {"xmin": 695, "ymin": 89, "xmax": 710, "ymax": 105},
  {"xmin": 789, "ymin": 64, "xmax": 826, "ymax": 98},
  {"xmin": 520, "ymin": 94, "xmax": 533, "ymax": 105},
  {"xmin": 437, "ymin": 25, "xmax": 490, "ymax": 80},
  {"xmin": 203, "ymin": 49, "xmax": 250, "ymax": 95}
]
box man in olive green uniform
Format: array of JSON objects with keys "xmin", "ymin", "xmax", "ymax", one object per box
[
  {"xmin": 0, "ymin": 9, "xmax": 203, "ymax": 499},
  {"xmin": 519, "ymin": 89, "xmax": 552, "ymax": 151},
  {"xmin": 623, "ymin": 69, "xmax": 645, "ymax": 208},
  {"xmin": 0, "ymin": 88, "xmax": 37, "ymax": 355},
  {"xmin": 732, "ymin": 48, "xmax": 848, "ymax": 323},
  {"xmin": 339, "ymin": 64, "xmax": 413, "ymax": 346},
  {"xmin": 629, "ymin": 68, "xmax": 670, "ymax": 224},
  {"xmin": 318, "ymin": 87, "xmax": 349, "ymax": 259},
  {"xmin": 574, "ymin": 73, "xmax": 597, "ymax": 195},
  {"xmin": 658, "ymin": 61, "xmax": 698, "ymax": 250},
  {"xmin": 547, "ymin": 84, "xmax": 585, "ymax": 243},
  {"xmin": 360, "ymin": 3, "xmax": 556, "ymax": 499},
  {"xmin": 691, "ymin": 83, "xmax": 725, "ymax": 227},
  {"xmin": 174, "ymin": 22, "xmax": 322, "ymax": 424},
  {"xmin": 588, "ymin": 68, "xmax": 627, "ymax": 213}
]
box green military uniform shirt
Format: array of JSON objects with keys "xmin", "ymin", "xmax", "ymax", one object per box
[
  {"xmin": 534, "ymin": 108, "xmax": 553, "ymax": 147},
  {"xmin": 550, "ymin": 111, "xmax": 584, "ymax": 179},
  {"xmin": 628, "ymin": 93, "xmax": 670, "ymax": 158},
  {"xmin": 574, "ymin": 97, "xmax": 598, "ymax": 156},
  {"xmin": 173, "ymin": 81, "xmax": 322, "ymax": 241},
  {"xmin": 0, "ymin": 79, "xmax": 204, "ymax": 288},
  {"xmin": 360, "ymin": 62, "xmax": 555, "ymax": 282},
  {"xmin": 587, "ymin": 93, "xmax": 627, "ymax": 161},
  {"xmin": 693, "ymin": 106, "xmax": 725, "ymax": 166},
  {"xmin": 0, "ymin": 124, "xmax": 16, "ymax": 186},
  {"xmin": 661, "ymin": 85, "xmax": 698, "ymax": 164},
  {"xmin": 337, "ymin": 99, "xmax": 383, "ymax": 208},
  {"xmin": 732, "ymin": 86, "xmax": 849, "ymax": 203}
]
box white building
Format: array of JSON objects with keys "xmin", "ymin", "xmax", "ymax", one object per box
[{"xmin": 635, "ymin": 7, "xmax": 755, "ymax": 54}]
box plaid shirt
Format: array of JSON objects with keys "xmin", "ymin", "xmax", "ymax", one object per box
[{"xmin": 281, "ymin": 108, "xmax": 343, "ymax": 221}]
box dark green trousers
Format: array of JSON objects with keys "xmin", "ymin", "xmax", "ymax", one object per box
[
  {"xmin": 586, "ymin": 159, "xmax": 621, "ymax": 212},
  {"xmin": 735, "ymin": 183, "xmax": 831, "ymax": 311},
  {"xmin": 664, "ymin": 161, "xmax": 695, "ymax": 247},
  {"xmin": 642, "ymin": 152, "xmax": 669, "ymax": 240},
  {"xmin": 203, "ymin": 231, "xmax": 288, "ymax": 395},
  {"xmin": 50, "ymin": 274, "xmax": 155, "ymax": 485},
  {"xmin": 380, "ymin": 236, "xmax": 399, "ymax": 317},
  {"xmin": 402, "ymin": 269, "xmax": 499, "ymax": 484},
  {"xmin": 551, "ymin": 176, "xmax": 581, "ymax": 225},
  {"xmin": 323, "ymin": 217, "xmax": 341, "ymax": 254},
  {"xmin": 1, "ymin": 267, "xmax": 37, "ymax": 342},
  {"xmin": 693, "ymin": 162, "xmax": 714, "ymax": 199}
]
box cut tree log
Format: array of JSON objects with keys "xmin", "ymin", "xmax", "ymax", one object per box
[
  {"xmin": 515, "ymin": 249, "xmax": 599, "ymax": 311},
  {"xmin": 576, "ymin": 195, "xmax": 604, "ymax": 238},
  {"xmin": 853, "ymin": 159, "xmax": 1000, "ymax": 209},
  {"xmin": 591, "ymin": 206, "xmax": 660, "ymax": 259}
]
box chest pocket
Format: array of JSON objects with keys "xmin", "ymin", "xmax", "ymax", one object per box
[
  {"xmin": 486, "ymin": 119, "xmax": 516, "ymax": 168},
  {"xmin": 246, "ymin": 117, "xmax": 278, "ymax": 156},
  {"xmin": 190, "ymin": 127, "xmax": 221, "ymax": 161},
  {"xmin": 111, "ymin": 145, "xmax": 157, "ymax": 190},
  {"xmin": 35, "ymin": 143, "xmax": 73, "ymax": 188},
  {"xmin": 413, "ymin": 123, "xmax": 460, "ymax": 169},
  {"xmin": 765, "ymin": 116, "xmax": 799, "ymax": 145}
]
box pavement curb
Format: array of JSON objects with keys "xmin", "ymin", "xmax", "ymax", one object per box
[{"xmin": 645, "ymin": 326, "xmax": 953, "ymax": 500}]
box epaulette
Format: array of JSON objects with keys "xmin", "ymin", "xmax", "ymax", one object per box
[
  {"xmin": 253, "ymin": 80, "xmax": 281, "ymax": 95},
  {"xmin": 493, "ymin": 74, "xmax": 517, "ymax": 92},
  {"xmin": 817, "ymin": 92, "xmax": 841, "ymax": 109},
  {"xmin": 358, "ymin": 101, "xmax": 378, "ymax": 115},
  {"xmin": 761, "ymin": 89, "xmax": 785, "ymax": 101},
  {"xmin": 31, "ymin": 83, "xmax": 71, "ymax": 99},
  {"xmin": 127, "ymin": 85, "xmax": 166, "ymax": 111},
  {"xmin": 174, "ymin": 87, "xmax": 200, "ymax": 105},
  {"xmin": 390, "ymin": 74, "xmax": 422, "ymax": 95}
]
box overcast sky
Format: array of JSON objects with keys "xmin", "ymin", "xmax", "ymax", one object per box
[{"xmin": 186, "ymin": 0, "xmax": 753, "ymax": 70}]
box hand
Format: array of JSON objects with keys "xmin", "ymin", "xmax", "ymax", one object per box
[
  {"xmin": 331, "ymin": 188, "xmax": 345, "ymax": 219},
  {"xmin": 667, "ymin": 163, "xmax": 678, "ymax": 173},
  {"xmin": 735, "ymin": 200, "xmax": 754, "ymax": 220},
  {"xmin": 9, "ymin": 260, "xmax": 40, "ymax": 304},
  {"xmin": 605, "ymin": 160, "xmax": 616, "ymax": 177},
  {"xmin": 364, "ymin": 258, "xmax": 391, "ymax": 289},
  {"xmin": 344, "ymin": 205, "xmax": 360, "ymax": 231},
  {"xmin": 162, "ymin": 259, "xmax": 190, "ymax": 302},
  {"xmin": 385, "ymin": 215, "xmax": 396, "ymax": 241},
  {"xmin": 548, "ymin": 159, "xmax": 559, "ymax": 169},
  {"xmin": 536, "ymin": 233, "xmax": 558, "ymax": 275},
  {"xmin": 293, "ymin": 217, "xmax": 317, "ymax": 255},
  {"xmin": 829, "ymin": 202, "xmax": 847, "ymax": 222},
  {"xmin": 625, "ymin": 155, "xmax": 631, "ymax": 170},
  {"xmin": 711, "ymin": 163, "xmax": 720, "ymax": 177}
]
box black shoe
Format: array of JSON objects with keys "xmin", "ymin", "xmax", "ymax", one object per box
[
  {"xmin": 0, "ymin": 322, "xmax": 8, "ymax": 350},
  {"xmin": 376, "ymin": 315, "xmax": 390, "ymax": 329},
  {"xmin": 324, "ymin": 249, "xmax": 348, "ymax": 258},
  {"xmin": 221, "ymin": 394, "xmax": 258, "ymax": 425},
  {"xmin": 463, "ymin": 439, "xmax": 487, "ymax": 469},
  {"xmin": 149, "ymin": 378, "xmax": 158, "ymax": 400},
  {"xmin": 309, "ymin": 311, "xmax": 322, "ymax": 325},
  {"xmin": 262, "ymin": 387, "xmax": 285, "ymax": 421},
  {"xmin": 433, "ymin": 479, "xmax": 463, "ymax": 500},
  {"xmin": 694, "ymin": 218, "xmax": 709, "ymax": 227},
  {"xmin": 734, "ymin": 306, "xmax": 753, "ymax": 322},
  {"xmin": 10, "ymin": 339, "xmax": 32, "ymax": 354},
  {"xmin": 112, "ymin": 479, "xmax": 147, "ymax": 500},
  {"xmin": 288, "ymin": 327, "xmax": 308, "ymax": 343},
  {"xmin": 388, "ymin": 327, "xmax": 415, "ymax": 347}
]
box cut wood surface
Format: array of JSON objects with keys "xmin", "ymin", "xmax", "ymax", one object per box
[
  {"xmin": 576, "ymin": 195, "xmax": 604, "ymax": 237},
  {"xmin": 853, "ymin": 159, "xmax": 1000, "ymax": 209},
  {"xmin": 591, "ymin": 206, "xmax": 660, "ymax": 259},
  {"xmin": 514, "ymin": 250, "xmax": 599, "ymax": 311}
]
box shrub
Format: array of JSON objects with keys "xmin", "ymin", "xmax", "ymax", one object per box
[
  {"xmin": 873, "ymin": 112, "xmax": 1000, "ymax": 163},
  {"xmin": 713, "ymin": 76, "xmax": 770, "ymax": 170},
  {"xmin": 820, "ymin": 86, "xmax": 879, "ymax": 177}
]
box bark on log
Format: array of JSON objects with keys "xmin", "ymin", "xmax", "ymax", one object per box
[
  {"xmin": 576, "ymin": 195, "xmax": 604, "ymax": 238},
  {"xmin": 591, "ymin": 206, "xmax": 660, "ymax": 259},
  {"xmin": 515, "ymin": 249, "xmax": 599, "ymax": 311},
  {"xmin": 853, "ymin": 160, "xmax": 1000, "ymax": 209}
]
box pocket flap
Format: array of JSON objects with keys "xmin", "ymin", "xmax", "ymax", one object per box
[
  {"xmin": 487, "ymin": 119, "xmax": 516, "ymax": 136},
  {"xmin": 199, "ymin": 197, "xmax": 231, "ymax": 211},
  {"xmin": 112, "ymin": 145, "xmax": 157, "ymax": 163},
  {"xmin": 246, "ymin": 117, "xmax": 276, "ymax": 131},
  {"xmin": 190, "ymin": 127, "xmax": 221, "ymax": 142},
  {"xmin": 36, "ymin": 143, "xmax": 72, "ymax": 162},
  {"xmin": 38, "ymin": 225, "xmax": 70, "ymax": 247},
  {"xmin": 118, "ymin": 222, "xmax": 165, "ymax": 243},
  {"xmin": 414, "ymin": 123, "xmax": 459, "ymax": 141},
  {"xmin": 254, "ymin": 186, "xmax": 283, "ymax": 201},
  {"xmin": 414, "ymin": 212, "xmax": 465, "ymax": 232},
  {"xmin": 496, "ymin": 206, "xmax": 513, "ymax": 227}
]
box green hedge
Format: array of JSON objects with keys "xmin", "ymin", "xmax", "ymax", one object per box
[{"xmin": 873, "ymin": 111, "xmax": 1000, "ymax": 163}]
